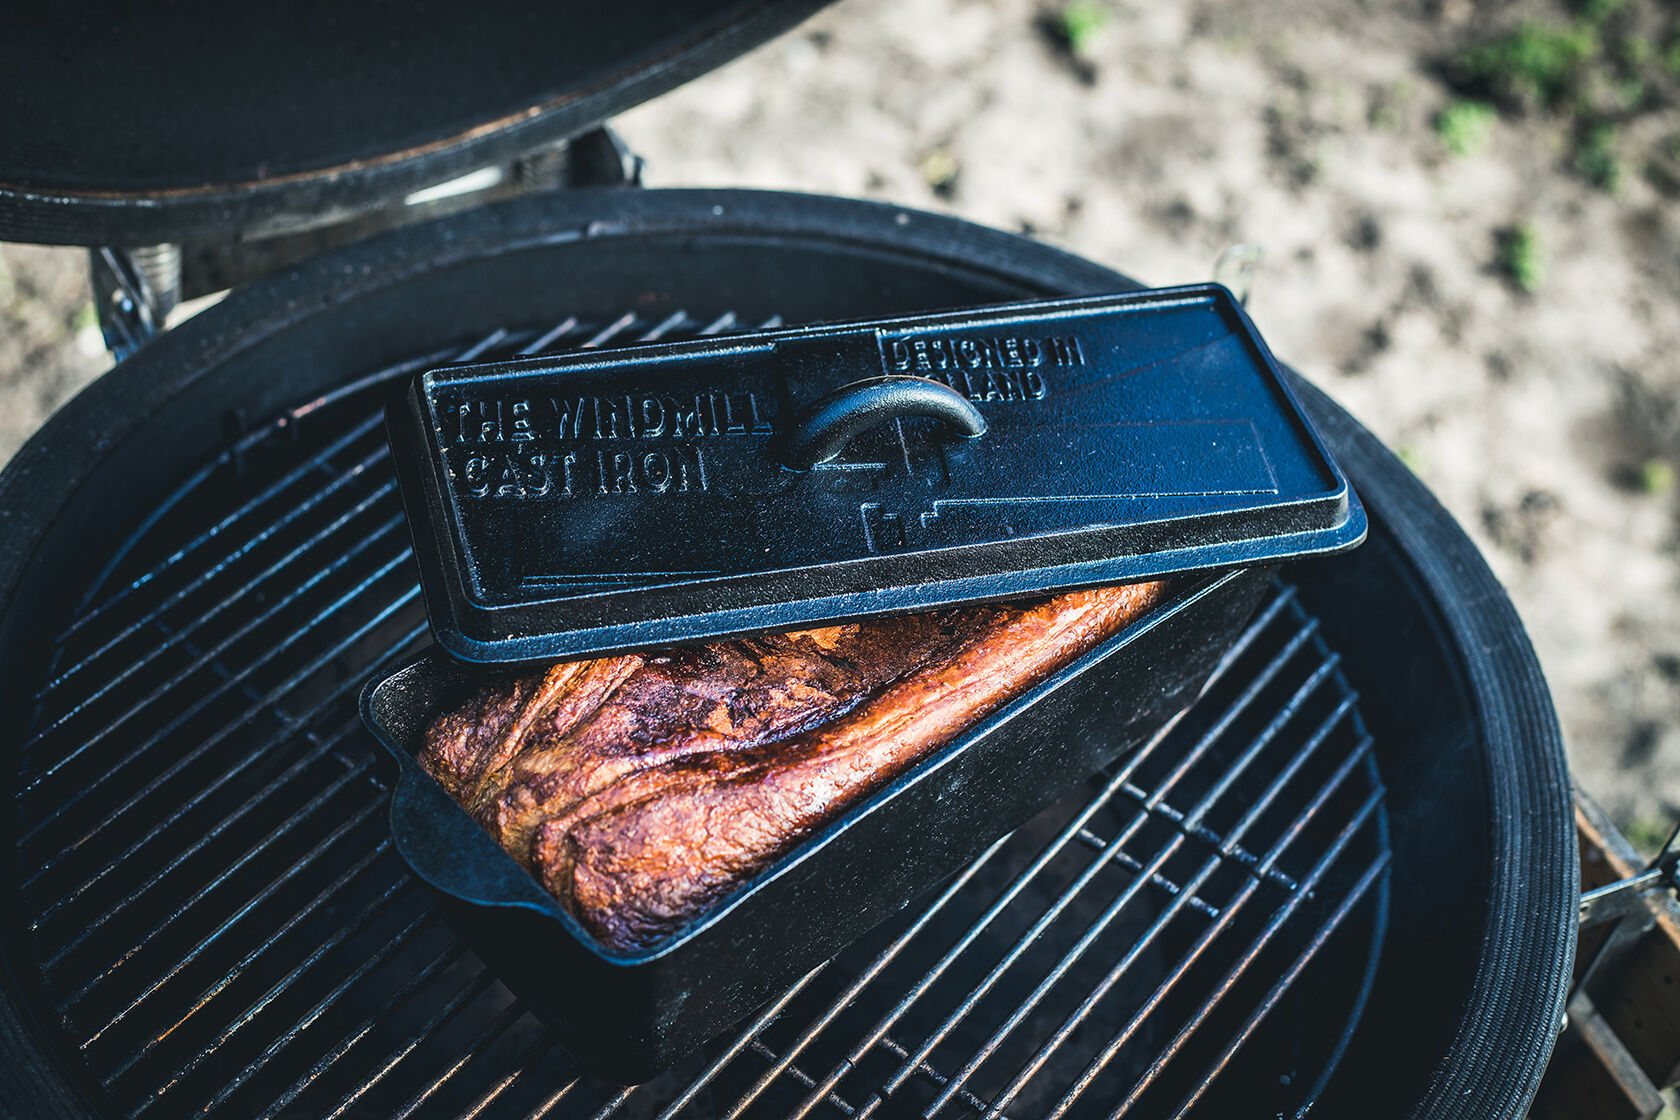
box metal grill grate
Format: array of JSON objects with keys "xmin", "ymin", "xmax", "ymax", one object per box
[{"xmin": 10, "ymin": 312, "xmax": 1389, "ymax": 1119}]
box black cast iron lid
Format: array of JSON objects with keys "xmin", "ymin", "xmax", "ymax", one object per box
[
  {"xmin": 389, "ymin": 283, "xmax": 1367, "ymax": 664},
  {"xmin": 0, "ymin": 0, "xmax": 832, "ymax": 245}
]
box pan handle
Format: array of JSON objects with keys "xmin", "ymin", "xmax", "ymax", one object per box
[
  {"xmin": 388, "ymin": 766, "xmax": 556, "ymax": 911},
  {"xmin": 777, "ymin": 375, "xmax": 986, "ymax": 470}
]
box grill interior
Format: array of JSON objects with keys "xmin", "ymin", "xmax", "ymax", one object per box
[{"xmin": 10, "ymin": 312, "xmax": 1389, "ymax": 1119}]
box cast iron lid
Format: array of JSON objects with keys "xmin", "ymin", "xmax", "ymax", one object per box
[
  {"xmin": 0, "ymin": 0, "xmax": 832, "ymax": 245},
  {"xmin": 390, "ymin": 283, "xmax": 1367, "ymax": 664}
]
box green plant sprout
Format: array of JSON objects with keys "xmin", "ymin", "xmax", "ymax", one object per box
[
  {"xmin": 1437, "ymin": 100, "xmax": 1499, "ymax": 156},
  {"xmin": 1500, "ymin": 223, "xmax": 1547, "ymax": 292},
  {"xmin": 1058, "ymin": 0, "xmax": 1109, "ymax": 57}
]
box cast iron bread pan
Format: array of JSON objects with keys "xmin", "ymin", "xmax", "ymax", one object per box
[{"xmin": 361, "ymin": 284, "xmax": 1366, "ymax": 1081}]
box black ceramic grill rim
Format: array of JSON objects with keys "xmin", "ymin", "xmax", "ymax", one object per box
[
  {"xmin": 0, "ymin": 189, "xmax": 1574, "ymax": 1118},
  {"xmin": 1292, "ymin": 380, "xmax": 1580, "ymax": 1117}
]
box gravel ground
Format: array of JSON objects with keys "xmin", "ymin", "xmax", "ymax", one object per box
[{"xmin": 2, "ymin": 0, "xmax": 1677, "ymax": 841}]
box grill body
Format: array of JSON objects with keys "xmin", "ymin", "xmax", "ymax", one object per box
[{"xmin": 0, "ymin": 189, "xmax": 1574, "ymax": 1118}]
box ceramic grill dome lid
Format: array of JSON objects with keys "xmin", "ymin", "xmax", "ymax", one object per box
[
  {"xmin": 387, "ymin": 283, "xmax": 1367, "ymax": 664},
  {"xmin": 0, "ymin": 0, "xmax": 833, "ymax": 245}
]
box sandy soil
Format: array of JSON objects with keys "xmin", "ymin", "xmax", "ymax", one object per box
[{"xmin": 2, "ymin": 0, "xmax": 1677, "ymax": 839}]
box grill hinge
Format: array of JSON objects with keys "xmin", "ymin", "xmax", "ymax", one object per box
[{"xmin": 84, "ymin": 126, "xmax": 646, "ymax": 361}]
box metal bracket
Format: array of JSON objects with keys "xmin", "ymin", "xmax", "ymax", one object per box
[
  {"xmin": 1535, "ymin": 792, "xmax": 1680, "ymax": 1119},
  {"xmin": 544, "ymin": 126, "xmax": 646, "ymax": 191},
  {"xmin": 89, "ymin": 245, "xmax": 180, "ymax": 362},
  {"xmin": 1574, "ymin": 819, "xmax": 1680, "ymax": 1000}
]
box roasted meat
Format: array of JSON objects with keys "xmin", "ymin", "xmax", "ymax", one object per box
[{"xmin": 419, "ymin": 580, "xmax": 1169, "ymax": 952}]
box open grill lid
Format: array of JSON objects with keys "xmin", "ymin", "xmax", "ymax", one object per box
[
  {"xmin": 0, "ymin": 0, "xmax": 832, "ymax": 246},
  {"xmin": 389, "ymin": 283, "xmax": 1367, "ymax": 664}
]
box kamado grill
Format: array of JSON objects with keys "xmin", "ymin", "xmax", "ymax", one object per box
[{"xmin": 0, "ymin": 5, "xmax": 1577, "ymax": 1119}]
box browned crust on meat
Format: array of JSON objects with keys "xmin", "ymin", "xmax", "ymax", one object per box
[{"xmin": 418, "ymin": 581, "xmax": 1169, "ymax": 952}]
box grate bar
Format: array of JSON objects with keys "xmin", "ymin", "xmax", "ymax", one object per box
[
  {"xmin": 1130, "ymin": 617, "xmax": 1322, "ymax": 823},
  {"xmin": 55, "ymin": 327, "xmax": 491, "ymax": 650},
  {"xmin": 632, "ymin": 964, "xmax": 838, "ymax": 1120},
  {"xmin": 580, "ymin": 312, "xmax": 637, "ymax": 349},
  {"xmin": 131, "ymin": 865, "xmax": 413, "ymax": 1110},
  {"xmin": 1069, "ymin": 830, "xmax": 1221, "ymax": 919},
  {"xmin": 918, "ymin": 705, "xmax": 1340, "ymax": 1120},
  {"xmin": 460, "ymin": 1068, "xmax": 529, "ymax": 1120},
  {"xmin": 454, "ymin": 1030, "xmax": 559, "ymax": 1120},
  {"xmin": 31, "ymin": 725, "xmax": 348, "ymax": 934},
  {"xmin": 1040, "ymin": 879, "xmax": 1272, "ymax": 1120},
  {"xmin": 1166, "ymin": 853, "xmax": 1390, "ymax": 1120},
  {"xmin": 931, "ymin": 723, "xmax": 1352, "ymax": 1120},
  {"xmin": 873, "ymin": 806, "xmax": 1182, "ymax": 1116},
  {"xmin": 391, "ymin": 1002, "xmax": 528, "ymax": 1120},
  {"xmin": 30, "ymin": 660, "xmax": 405, "ymax": 933},
  {"xmin": 1244, "ymin": 742, "xmax": 1377, "ymax": 883},
  {"xmin": 868, "ymin": 1036, "xmax": 1006, "ymax": 1118},
  {"xmin": 638, "ymin": 310, "xmax": 689, "ymax": 341},
  {"xmin": 722, "ymin": 831, "xmax": 1019, "ymax": 1120},
  {"xmin": 78, "ymin": 791, "xmax": 389, "ymax": 1043},
  {"xmin": 1214, "ymin": 706, "xmax": 1364, "ymax": 866},
  {"xmin": 198, "ymin": 909, "xmax": 441, "ymax": 1117},
  {"xmin": 749, "ymin": 1042, "xmax": 857, "ymax": 1115},
  {"xmin": 786, "ymin": 590, "xmax": 1307, "ymax": 1118},
  {"xmin": 518, "ymin": 317, "xmax": 582, "ymax": 356},
  {"xmin": 71, "ymin": 477, "xmax": 393, "ymax": 725},
  {"xmin": 22, "ymin": 566, "xmax": 418, "ymax": 873},
  {"xmin": 12, "ymin": 300, "xmax": 1390, "ymax": 1120},
  {"xmin": 697, "ymin": 311, "xmax": 740, "ymax": 335},
  {"xmin": 822, "ymin": 761, "xmax": 1157, "ymax": 1118},
  {"xmin": 36, "ymin": 454, "xmax": 396, "ymax": 716},
  {"xmin": 456, "ymin": 329, "xmax": 512, "ymax": 362},
  {"xmin": 255, "ymin": 942, "xmax": 472, "ymax": 1120},
  {"xmin": 1228, "ymin": 583, "xmax": 1298, "ymax": 647},
  {"xmin": 590, "ymin": 1087, "xmax": 640, "ymax": 1120},
  {"xmin": 321, "ymin": 968, "xmax": 500, "ymax": 1120},
  {"xmin": 27, "ymin": 619, "xmax": 426, "ymax": 912},
  {"xmin": 523, "ymin": 1076, "xmax": 585, "ymax": 1120},
  {"xmin": 1106, "ymin": 790, "xmax": 1387, "ymax": 1119},
  {"xmin": 47, "ymin": 733, "xmax": 377, "ymax": 975},
  {"xmin": 22, "ymin": 510, "xmax": 403, "ymax": 805},
  {"xmin": 983, "ymin": 720, "xmax": 1375, "ymax": 1118},
  {"xmin": 1075, "ymin": 832, "xmax": 1223, "ymax": 920},
  {"xmin": 50, "ymin": 411, "xmax": 388, "ymax": 647},
  {"xmin": 1111, "ymin": 652, "xmax": 1346, "ymax": 896},
  {"xmin": 1040, "ymin": 774, "xmax": 1384, "ymax": 1120},
  {"xmin": 910, "ymin": 678, "xmax": 1347, "ymax": 1120},
  {"xmin": 287, "ymin": 344, "xmax": 480, "ymax": 428},
  {"xmin": 868, "ymin": 609, "xmax": 1327, "ymax": 1105},
  {"xmin": 1186, "ymin": 654, "xmax": 1341, "ymax": 820}
]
